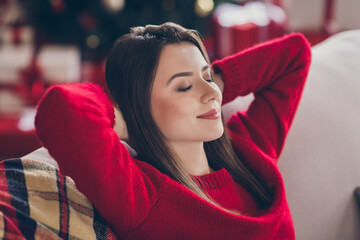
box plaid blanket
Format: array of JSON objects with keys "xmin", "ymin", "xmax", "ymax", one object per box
[{"xmin": 0, "ymin": 158, "xmax": 118, "ymax": 240}]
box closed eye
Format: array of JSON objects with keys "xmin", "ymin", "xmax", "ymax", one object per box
[
  {"xmin": 206, "ymin": 72, "xmax": 214, "ymax": 83},
  {"xmin": 177, "ymin": 85, "xmax": 192, "ymax": 92}
]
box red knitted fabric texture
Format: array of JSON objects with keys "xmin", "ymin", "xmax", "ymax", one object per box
[{"xmin": 35, "ymin": 33, "xmax": 311, "ymax": 239}]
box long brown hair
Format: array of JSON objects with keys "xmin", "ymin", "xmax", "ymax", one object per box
[{"xmin": 105, "ymin": 22, "xmax": 273, "ymax": 213}]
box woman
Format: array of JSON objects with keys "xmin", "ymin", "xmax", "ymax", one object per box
[{"xmin": 35, "ymin": 22, "xmax": 311, "ymax": 239}]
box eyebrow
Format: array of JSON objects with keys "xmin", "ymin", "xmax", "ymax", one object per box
[{"xmin": 166, "ymin": 65, "xmax": 210, "ymax": 86}]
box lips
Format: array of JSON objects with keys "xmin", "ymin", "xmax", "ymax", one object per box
[{"xmin": 197, "ymin": 109, "xmax": 221, "ymax": 119}]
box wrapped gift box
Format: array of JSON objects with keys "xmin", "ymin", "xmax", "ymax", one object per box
[
  {"xmin": 0, "ymin": 25, "xmax": 34, "ymax": 84},
  {"xmin": 0, "ymin": 27, "xmax": 81, "ymax": 158},
  {"xmin": 212, "ymin": 2, "xmax": 287, "ymax": 59},
  {"xmin": 1, "ymin": 25, "xmax": 34, "ymax": 45},
  {"xmin": 0, "ymin": 44, "xmax": 34, "ymax": 84},
  {"xmin": 37, "ymin": 45, "xmax": 81, "ymax": 84},
  {"xmin": 0, "ymin": 44, "xmax": 81, "ymax": 115},
  {"xmin": 0, "ymin": 44, "xmax": 34, "ymax": 115},
  {"xmin": 0, "ymin": 89, "xmax": 27, "ymax": 115}
]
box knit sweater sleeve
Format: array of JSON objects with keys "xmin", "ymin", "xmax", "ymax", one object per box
[
  {"xmin": 35, "ymin": 83, "xmax": 163, "ymax": 234},
  {"xmin": 212, "ymin": 33, "xmax": 311, "ymax": 160}
]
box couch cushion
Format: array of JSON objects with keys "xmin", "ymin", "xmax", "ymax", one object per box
[
  {"xmin": 278, "ymin": 30, "xmax": 360, "ymax": 240},
  {"xmin": 0, "ymin": 158, "xmax": 117, "ymax": 239}
]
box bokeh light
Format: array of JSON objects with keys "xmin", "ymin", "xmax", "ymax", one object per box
[
  {"xmin": 102, "ymin": 0, "xmax": 125, "ymax": 12},
  {"xmin": 195, "ymin": 0, "xmax": 214, "ymax": 17},
  {"xmin": 86, "ymin": 34, "xmax": 100, "ymax": 49}
]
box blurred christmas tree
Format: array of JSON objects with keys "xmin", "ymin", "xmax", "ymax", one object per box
[{"xmin": 19, "ymin": 0, "xmax": 228, "ymax": 61}]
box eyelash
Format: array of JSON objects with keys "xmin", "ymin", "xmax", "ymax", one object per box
[
  {"xmin": 177, "ymin": 79, "xmax": 213, "ymax": 92},
  {"xmin": 178, "ymin": 85, "xmax": 192, "ymax": 92}
]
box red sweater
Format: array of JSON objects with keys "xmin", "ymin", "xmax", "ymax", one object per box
[{"xmin": 35, "ymin": 33, "xmax": 311, "ymax": 239}]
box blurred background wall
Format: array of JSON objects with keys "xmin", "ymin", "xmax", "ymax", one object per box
[
  {"xmin": 0, "ymin": 0, "xmax": 359, "ymax": 159},
  {"xmin": 286, "ymin": 0, "xmax": 360, "ymax": 31}
]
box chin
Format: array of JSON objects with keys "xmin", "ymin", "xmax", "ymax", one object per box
[
  {"xmin": 204, "ymin": 135, "xmax": 222, "ymax": 142},
  {"xmin": 204, "ymin": 126, "xmax": 224, "ymax": 142}
]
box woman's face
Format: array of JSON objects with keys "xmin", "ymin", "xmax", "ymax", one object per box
[{"xmin": 151, "ymin": 42, "xmax": 223, "ymax": 144}]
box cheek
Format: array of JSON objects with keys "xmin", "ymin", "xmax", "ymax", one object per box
[{"xmin": 151, "ymin": 97, "xmax": 194, "ymax": 135}]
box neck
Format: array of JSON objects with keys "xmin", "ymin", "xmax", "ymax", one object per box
[{"xmin": 169, "ymin": 141, "xmax": 213, "ymax": 176}]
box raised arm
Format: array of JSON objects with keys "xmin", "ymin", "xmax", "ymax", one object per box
[
  {"xmin": 35, "ymin": 83, "xmax": 164, "ymax": 234},
  {"xmin": 212, "ymin": 33, "xmax": 311, "ymax": 160}
]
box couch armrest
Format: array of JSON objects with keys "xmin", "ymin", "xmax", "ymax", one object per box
[{"xmin": 278, "ymin": 30, "xmax": 360, "ymax": 240}]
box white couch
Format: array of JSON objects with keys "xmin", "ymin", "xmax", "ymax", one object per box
[
  {"xmin": 24, "ymin": 30, "xmax": 360, "ymax": 240},
  {"xmin": 225, "ymin": 30, "xmax": 360, "ymax": 240},
  {"xmin": 278, "ymin": 30, "xmax": 360, "ymax": 240}
]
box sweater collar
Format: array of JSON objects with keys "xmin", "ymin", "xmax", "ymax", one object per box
[{"xmin": 191, "ymin": 168, "xmax": 232, "ymax": 190}]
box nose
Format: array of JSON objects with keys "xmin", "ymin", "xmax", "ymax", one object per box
[{"xmin": 199, "ymin": 78, "xmax": 220, "ymax": 104}]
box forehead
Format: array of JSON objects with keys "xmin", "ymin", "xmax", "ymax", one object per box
[{"xmin": 155, "ymin": 42, "xmax": 208, "ymax": 76}]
